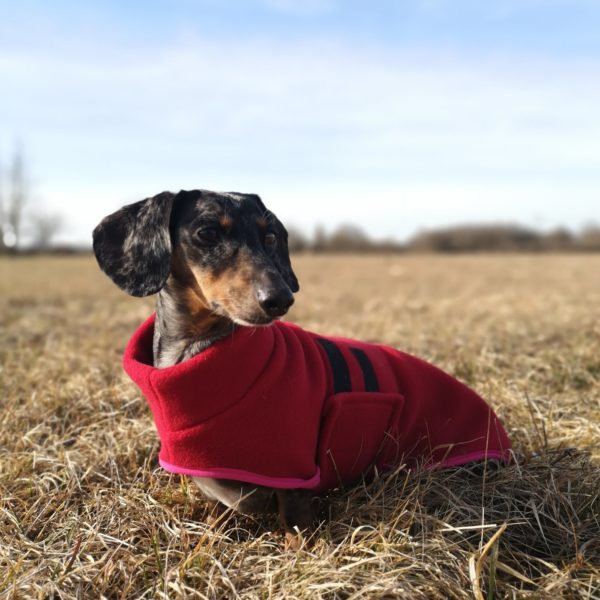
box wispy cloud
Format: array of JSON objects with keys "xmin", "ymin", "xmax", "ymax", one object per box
[
  {"xmin": 262, "ymin": 0, "xmax": 337, "ymax": 16},
  {"xmin": 4, "ymin": 36, "xmax": 598, "ymax": 173},
  {"xmin": 1, "ymin": 3, "xmax": 599, "ymax": 241}
]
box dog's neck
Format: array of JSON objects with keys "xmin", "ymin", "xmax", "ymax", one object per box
[{"xmin": 153, "ymin": 276, "xmax": 235, "ymax": 368}]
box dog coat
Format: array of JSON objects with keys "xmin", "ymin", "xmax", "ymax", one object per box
[{"xmin": 124, "ymin": 314, "xmax": 511, "ymax": 493}]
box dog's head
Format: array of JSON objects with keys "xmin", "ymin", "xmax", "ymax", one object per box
[{"xmin": 93, "ymin": 190, "xmax": 298, "ymax": 325}]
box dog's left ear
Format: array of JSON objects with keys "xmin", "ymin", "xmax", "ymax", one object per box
[
  {"xmin": 272, "ymin": 216, "xmax": 300, "ymax": 293},
  {"xmin": 92, "ymin": 191, "xmax": 176, "ymax": 297},
  {"xmin": 248, "ymin": 194, "xmax": 299, "ymax": 293}
]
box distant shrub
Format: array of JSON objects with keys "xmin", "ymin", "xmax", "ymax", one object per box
[
  {"xmin": 540, "ymin": 228, "xmax": 576, "ymax": 251},
  {"xmin": 407, "ymin": 224, "xmax": 543, "ymax": 253},
  {"xmin": 579, "ymin": 225, "xmax": 600, "ymax": 251},
  {"xmin": 286, "ymin": 225, "xmax": 310, "ymax": 253},
  {"xmin": 325, "ymin": 224, "xmax": 374, "ymax": 252}
]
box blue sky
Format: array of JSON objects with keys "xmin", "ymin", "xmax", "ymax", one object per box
[{"xmin": 1, "ymin": 0, "xmax": 599, "ymax": 243}]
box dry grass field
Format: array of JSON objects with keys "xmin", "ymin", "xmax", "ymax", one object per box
[{"xmin": 1, "ymin": 254, "xmax": 599, "ymax": 599}]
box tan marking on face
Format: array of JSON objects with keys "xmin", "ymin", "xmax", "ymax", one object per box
[
  {"xmin": 256, "ymin": 216, "xmax": 269, "ymax": 229},
  {"xmin": 181, "ymin": 285, "xmax": 209, "ymax": 315},
  {"xmin": 169, "ymin": 247, "xmax": 224, "ymax": 336},
  {"xmin": 220, "ymin": 215, "xmax": 233, "ymax": 229},
  {"xmin": 188, "ymin": 248, "xmax": 265, "ymax": 322}
]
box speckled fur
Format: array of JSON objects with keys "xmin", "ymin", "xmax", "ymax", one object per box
[{"xmin": 93, "ymin": 189, "xmax": 311, "ymax": 540}]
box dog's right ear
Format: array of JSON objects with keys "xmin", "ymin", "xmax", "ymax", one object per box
[{"xmin": 93, "ymin": 191, "xmax": 176, "ymax": 297}]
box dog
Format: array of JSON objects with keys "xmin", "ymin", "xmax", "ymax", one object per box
[{"xmin": 93, "ymin": 189, "xmax": 511, "ymax": 546}]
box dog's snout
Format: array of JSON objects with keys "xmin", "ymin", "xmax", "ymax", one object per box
[{"xmin": 257, "ymin": 286, "xmax": 294, "ymax": 318}]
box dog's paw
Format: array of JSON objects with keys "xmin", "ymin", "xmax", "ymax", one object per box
[{"xmin": 284, "ymin": 530, "xmax": 304, "ymax": 551}]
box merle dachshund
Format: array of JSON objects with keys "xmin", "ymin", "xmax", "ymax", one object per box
[
  {"xmin": 93, "ymin": 190, "xmax": 312, "ymax": 544},
  {"xmin": 93, "ymin": 189, "xmax": 511, "ymax": 548}
]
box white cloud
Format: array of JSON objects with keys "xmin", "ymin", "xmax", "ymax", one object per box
[
  {"xmin": 262, "ymin": 0, "xmax": 337, "ymax": 15},
  {"xmin": 1, "ymin": 34, "xmax": 599, "ymax": 241},
  {"xmin": 416, "ymin": 0, "xmax": 599, "ymax": 18}
]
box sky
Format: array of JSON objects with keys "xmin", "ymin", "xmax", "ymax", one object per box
[{"xmin": 1, "ymin": 0, "xmax": 599, "ymax": 244}]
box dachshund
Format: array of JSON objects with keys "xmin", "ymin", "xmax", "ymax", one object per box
[
  {"xmin": 93, "ymin": 189, "xmax": 313, "ymax": 544},
  {"xmin": 93, "ymin": 189, "xmax": 511, "ymax": 548}
]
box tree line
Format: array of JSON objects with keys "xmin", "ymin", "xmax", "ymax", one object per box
[
  {"xmin": 288, "ymin": 222, "xmax": 600, "ymax": 253},
  {"xmin": 1, "ymin": 147, "xmax": 597, "ymax": 254}
]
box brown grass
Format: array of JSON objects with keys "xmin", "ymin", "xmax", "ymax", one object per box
[{"xmin": 1, "ymin": 254, "xmax": 599, "ymax": 599}]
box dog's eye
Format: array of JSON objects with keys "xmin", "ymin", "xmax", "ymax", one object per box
[
  {"xmin": 195, "ymin": 226, "xmax": 220, "ymax": 246},
  {"xmin": 264, "ymin": 232, "xmax": 277, "ymax": 249}
]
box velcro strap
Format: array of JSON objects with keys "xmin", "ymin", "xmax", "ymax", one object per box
[
  {"xmin": 350, "ymin": 348, "xmax": 379, "ymax": 392},
  {"xmin": 317, "ymin": 339, "xmax": 380, "ymax": 394},
  {"xmin": 317, "ymin": 338, "xmax": 351, "ymax": 393}
]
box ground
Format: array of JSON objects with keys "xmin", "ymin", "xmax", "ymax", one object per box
[{"xmin": 0, "ymin": 254, "xmax": 599, "ymax": 599}]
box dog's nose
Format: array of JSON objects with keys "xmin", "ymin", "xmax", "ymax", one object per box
[{"xmin": 257, "ymin": 286, "xmax": 295, "ymax": 317}]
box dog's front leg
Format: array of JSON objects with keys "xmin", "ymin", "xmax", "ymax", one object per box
[{"xmin": 276, "ymin": 489, "xmax": 313, "ymax": 550}]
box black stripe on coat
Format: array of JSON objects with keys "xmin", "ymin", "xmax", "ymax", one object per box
[
  {"xmin": 350, "ymin": 347, "xmax": 379, "ymax": 392},
  {"xmin": 316, "ymin": 338, "xmax": 351, "ymax": 393}
]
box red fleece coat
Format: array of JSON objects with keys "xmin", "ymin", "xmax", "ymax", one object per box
[{"xmin": 124, "ymin": 315, "xmax": 511, "ymax": 493}]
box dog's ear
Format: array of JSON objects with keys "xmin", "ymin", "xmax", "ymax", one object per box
[
  {"xmin": 93, "ymin": 191, "xmax": 176, "ymax": 297},
  {"xmin": 272, "ymin": 216, "xmax": 300, "ymax": 293}
]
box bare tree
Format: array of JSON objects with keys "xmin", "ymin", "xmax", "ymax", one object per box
[
  {"xmin": 313, "ymin": 225, "xmax": 328, "ymax": 252},
  {"xmin": 286, "ymin": 225, "xmax": 309, "ymax": 253},
  {"xmin": 0, "ymin": 160, "xmax": 5, "ymax": 253},
  {"xmin": 6, "ymin": 149, "xmax": 27, "ymax": 250},
  {"xmin": 30, "ymin": 213, "xmax": 63, "ymax": 250},
  {"xmin": 0, "ymin": 146, "xmax": 65, "ymax": 253},
  {"xmin": 579, "ymin": 224, "xmax": 600, "ymax": 251},
  {"xmin": 324, "ymin": 224, "xmax": 373, "ymax": 252}
]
